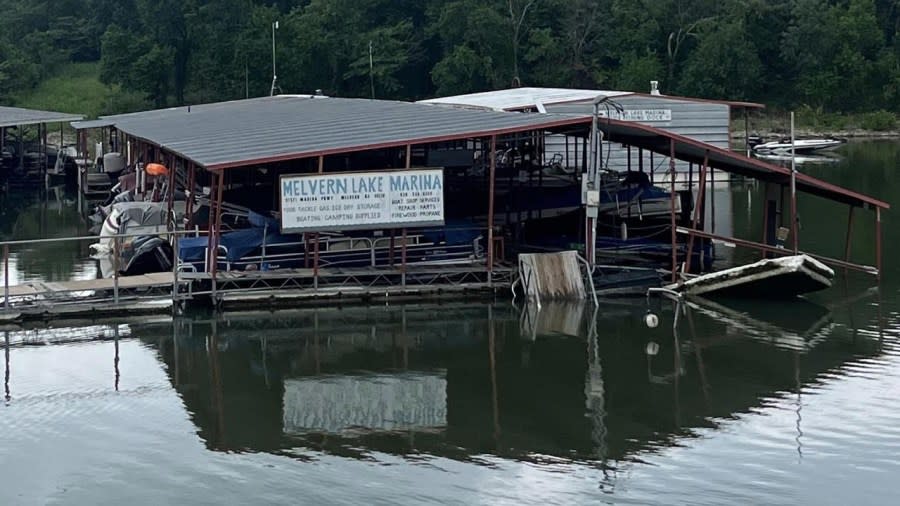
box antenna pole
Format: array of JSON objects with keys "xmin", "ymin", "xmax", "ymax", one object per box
[
  {"xmin": 270, "ymin": 21, "xmax": 279, "ymax": 96},
  {"xmin": 369, "ymin": 40, "xmax": 375, "ymax": 99}
]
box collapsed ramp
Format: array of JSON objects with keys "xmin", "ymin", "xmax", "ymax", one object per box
[{"xmin": 516, "ymin": 251, "xmax": 597, "ymax": 305}]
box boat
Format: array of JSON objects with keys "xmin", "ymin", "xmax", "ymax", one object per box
[
  {"xmin": 177, "ymin": 214, "xmax": 485, "ymax": 273},
  {"xmin": 90, "ymin": 201, "xmax": 175, "ymax": 277},
  {"xmin": 752, "ymin": 137, "xmax": 845, "ymax": 155},
  {"xmin": 669, "ymin": 254, "xmax": 834, "ymax": 298}
]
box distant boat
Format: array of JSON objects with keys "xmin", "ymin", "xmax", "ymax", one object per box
[
  {"xmin": 752, "ymin": 137, "xmax": 845, "ymax": 155},
  {"xmin": 669, "ymin": 254, "xmax": 834, "ymax": 298}
]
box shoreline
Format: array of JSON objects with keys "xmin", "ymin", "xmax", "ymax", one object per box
[{"xmin": 731, "ymin": 129, "xmax": 900, "ymax": 140}]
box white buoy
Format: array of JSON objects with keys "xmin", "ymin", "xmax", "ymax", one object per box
[
  {"xmin": 644, "ymin": 312, "xmax": 659, "ymax": 328},
  {"xmin": 645, "ymin": 341, "xmax": 660, "ymax": 356}
]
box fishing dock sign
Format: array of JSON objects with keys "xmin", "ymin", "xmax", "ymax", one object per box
[{"xmin": 279, "ymin": 169, "xmax": 445, "ymax": 233}]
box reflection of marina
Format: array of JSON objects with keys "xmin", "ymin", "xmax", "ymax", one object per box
[{"xmin": 136, "ymin": 299, "xmax": 881, "ymax": 464}]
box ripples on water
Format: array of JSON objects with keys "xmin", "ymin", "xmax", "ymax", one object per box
[{"xmin": 0, "ymin": 295, "xmax": 898, "ymax": 505}]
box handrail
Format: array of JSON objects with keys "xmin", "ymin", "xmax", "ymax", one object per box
[{"xmin": 0, "ymin": 228, "xmax": 208, "ymax": 247}]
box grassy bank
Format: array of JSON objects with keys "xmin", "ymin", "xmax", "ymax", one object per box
[
  {"xmin": 14, "ymin": 62, "xmax": 149, "ymax": 118},
  {"xmin": 733, "ymin": 107, "xmax": 900, "ymax": 139}
]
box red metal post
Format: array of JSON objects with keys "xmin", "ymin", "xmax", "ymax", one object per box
[
  {"xmin": 684, "ymin": 153, "xmax": 709, "ymax": 274},
  {"xmin": 185, "ymin": 163, "xmax": 196, "ymax": 229},
  {"xmin": 3, "ymin": 244, "xmax": 9, "ymax": 310},
  {"xmin": 401, "ymin": 227, "xmax": 407, "ymax": 286},
  {"xmin": 876, "ymin": 207, "xmax": 882, "ymax": 282},
  {"xmin": 487, "ymin": 135, "xmax": 497, "ymax": 277},
  {"xmin": 211, "ymin": 171, "xmax": 225, "ymax": 283},
  {"xmin": 669, "ymin": 139, "xmax": 677, "ymax": 282},
  {"xmin": 844, "ymin": 206, "xmax": 855, "ymax": 262},
  {"xmin": 314, "ymin": 155, "xmax": 324, "ymax": 288},
  {"xmin": 206, "ymin": 169, "xmax": 217, "ymax": 272}
]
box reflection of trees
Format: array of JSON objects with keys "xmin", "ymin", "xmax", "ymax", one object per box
[
  {"xmin": 138, "ymin": 297, "xmax": 881, "ymax": 466},
  {"xmin": 1, "ymin": 189, "xmax": 92, "ymax": 282}
]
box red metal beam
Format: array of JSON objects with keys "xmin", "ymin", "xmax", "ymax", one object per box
[
  {"xmin": 675, "ymin": 227, "xmax": 878, "ymax": 276},
  {"xmin": 684, "ymin": 152, "xmax": 709, "ymax": 274}
]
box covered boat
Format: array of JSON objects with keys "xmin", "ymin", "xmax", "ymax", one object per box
[
  {"xmin": 752, "ymin": 137, "xmax": 845, "ymax": 155},
  {"xmin": 670, "ymin": 254, "xmax": 834, "ymax": 298}
]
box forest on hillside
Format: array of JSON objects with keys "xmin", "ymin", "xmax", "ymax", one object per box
[{"xmin": 0, "ymin": 0, "xmax": 898, "ymax": 115}]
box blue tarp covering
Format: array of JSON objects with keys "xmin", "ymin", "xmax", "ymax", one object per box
[{"xmin": 179, "ymin": 228, "xmax": 301, "ymax": 262}]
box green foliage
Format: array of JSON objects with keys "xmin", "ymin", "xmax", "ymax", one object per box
[
  {"xmin": 858, "ymin": 110, "xmax": 899, "ymax": 131},
  {"xmin": 0, "ymin": 0, "xmax": 899, "ymax": 118}
]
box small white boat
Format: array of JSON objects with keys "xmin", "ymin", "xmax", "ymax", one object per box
[
  {"xmin": 752, "ymin": 137, "xmax": 845, "ymax": 155},
  {"xmin": 669, "ymin": 254, "xmax": 834, "ymax": 298}
]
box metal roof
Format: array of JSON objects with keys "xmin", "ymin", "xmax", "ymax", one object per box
[
  {"xmin": 418, "ymin": 87, "xmax": 764, "ymax": 111},
  {"xmin": 598, "ymin": 118, "xmax": 889, "ymax": 209},
  {"xmin": 111, "ymin": 95, "xmax": 592, "ymax": 170},
  {"xmin": 418, "ymin": 87, "xmax": 630, "ymax": 111},
  {"xmin": 0, "ymin": 106, "xmax": 83, "ymax": 128},
  {"xmin": 71, "ymin": 119, "xmax": 115, "ymax": 130}
]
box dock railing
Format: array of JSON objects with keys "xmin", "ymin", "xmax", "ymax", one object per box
[{"xmin": 1, "ymin": 228, "xmax": 206, "ymax": 311}]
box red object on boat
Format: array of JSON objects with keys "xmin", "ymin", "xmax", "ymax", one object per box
[{"xmin": 146, "ymin": 163, "xmax": 168, "ymax": 176}]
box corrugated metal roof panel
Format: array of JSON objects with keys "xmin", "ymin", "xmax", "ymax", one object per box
[
  {"xmin": 418, "ymin": 87, "xmax": 629, "ymax": 111},
  {"xmin": 0, "ymin": 106, "xmax": 83, "ymax": 127},
  {"xmin": 599, "ymin": 119, "xmax": 888, "ymax": 209},
  {"xmin": 112, "ymin": 96, "xmax": 592, "ymax": 169},
  {"xmin": 71, "ymin": 119, "xmax": 115, "ymax": 130},
  {"xmin": 419, "ymin": 87, "xmax": 765, "ymax": 111}
]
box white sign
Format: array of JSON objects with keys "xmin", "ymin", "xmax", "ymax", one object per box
[
  {"xmin": 280, "ymin": 169, "xmax": 445, "ymax": 233},
  {"xmin": 598, "ymin": 109, "xmax": 672, "ymax": 122}
]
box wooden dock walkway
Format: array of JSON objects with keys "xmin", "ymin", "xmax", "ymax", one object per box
[
  {"xmin": 1, "ymin": 264, "xmax": 515, "ymax": 320},
  {"xmin": 2, "ymin": 272, "xmax": 176, "ymax": 321}
]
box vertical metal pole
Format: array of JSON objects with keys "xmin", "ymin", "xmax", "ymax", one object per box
[
  {"xmin": 405, "ymin": 144, "xmax": 412, "ymax": 169},
  {"xmin": 684, "ymin": 154, "xmax": 708, "ymax": 275},
  {"xmin": 844, "ymin": 206, "xmax": 855, "ymax": 262},
  {"xmin": 487, "ymin": 136, "xmax": 497, "ymax": 284},
  {"xmin": 172, "ymin": 232, "xmax": 179, "ymax": 307},
  {"xmin": 113, "ymin": 236, "xmax": 120, "ymax": 304},
  {"xmin": 211, "ymin": 170, "xmax": 225, "ymax": 299},
  {"xmin": 314, "ymin": 155, "xmax": 323, "ymax": 289},
  {"xmin": 876, "ymin": 207, "xmax": 882, "ymax": 282},
  {"xmin": 185, "ymin": 163, "xmax": 196, "ymax": 228},
  {"xmin": 3, "ymin": 244, "xmax": 8, "ymax": 310},
  {"xmin": 744, "ymin": 109, "xmax": 751, "ymax": 157},
  {"xmin": 669, "ymin": 139, "xmax": 677, "ymax": 282},
  {"xmin": 401, "ymin": 227, "xmax": 407, "ymax": 287},
  {"xmin": 790, "ymin": 112, "xmax": 799, "ymax": 253}
]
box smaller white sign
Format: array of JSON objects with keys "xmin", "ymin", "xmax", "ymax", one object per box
[
  {"xmin": 280, "ymin": 169, "xmax": 445, "ymax": 233},
  {"xmin": 598, "ymin": 109, "xmax": 672, "ymax": 122}
]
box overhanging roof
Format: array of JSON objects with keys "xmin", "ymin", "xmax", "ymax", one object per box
[
  {"xmin": 418, "ymin": 87, "xmax": 765, "ymax": 111},
  {"xmin": 109, "ymin": 95, "xmax": 592, "ymax": 170},
  {"xmin": 599, "ymin": 118, "xmax": 889, "ymax": 209},
  {"xmin": 0, "ymin": 106, "xmax": 83, "ymax": 128}
]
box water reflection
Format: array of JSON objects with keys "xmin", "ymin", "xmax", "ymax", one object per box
[{"xmin": 126, "ymin": 297, "xmax": 882, "ymax": 467}]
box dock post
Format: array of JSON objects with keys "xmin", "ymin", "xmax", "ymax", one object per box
[
  {"xmin": 172, "ymin": 232, "xmax": 179, "ymax": 308},
  {"xmin": 401, "ymin": 228, "xmax": 407, "ymax": 287},
  {"xmin": 669, "ymin": 139, "xmax": 677, "ymax": 282},
  {"xmin": 876, "ymin": 207, "xmax": 882, "ymax": 282},
  {"xmin": 113, "ymin": 237, "xmax": 120, "ymax": 304},
  {"xmin": 844, "ymin": 206, "xmax": 854, "ymax": 264},
  {"xmin": 684, "ymin": 153, "xmax": 709, "ymax": 274},
  {"xmin": 487, "ymin": 135, "xmax": 497, "ymax": 285},
  {"xmin": 790, "ymin": 111, "xmax": 799, "ymax": 253},
  {"xmin": 3, "ymin": 244, "xmax": 8, "ymax": 310}
]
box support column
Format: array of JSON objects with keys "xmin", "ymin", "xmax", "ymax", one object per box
[
  {"xmin": 684, "ymin": 153, "xmax": 709, "ymax": 274},
  {"xmin": 876, "ymin": 207, "xmax": 882, "ymax": 282},
  {"xmin": 487, "ymin": 136, "xmax": 497, "ymax": 283},
  {"xmin": 669, "ymin": 139, "xmax": 677, "ymax": 282},
  {"xmin": 314, "ymin": 155, "xmax": 324, "ymax": 290},
  {"xmin": 844, "ymin": 206, "xmax": 855, "ymax": 263}
]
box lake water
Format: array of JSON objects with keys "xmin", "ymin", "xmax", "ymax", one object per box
[{"xmin": 2, "ymin": 141, "xmax": 899, "ymax": 505}]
